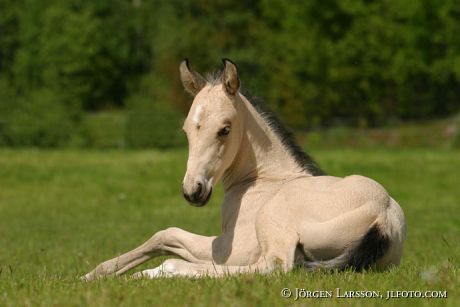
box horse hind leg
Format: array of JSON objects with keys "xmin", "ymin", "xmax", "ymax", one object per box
[{"xmin": 302, "ymin": 198, "xmax": 406, "ymax": 271}]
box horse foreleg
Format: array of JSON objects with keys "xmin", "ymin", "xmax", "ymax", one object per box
[
  {"xmin": 82, "ymin": 227, "xmax": 216, "ymax": 281},
  {"xmin": 134, "ymin": 223, "xmax": 299, "ymax": 278}
]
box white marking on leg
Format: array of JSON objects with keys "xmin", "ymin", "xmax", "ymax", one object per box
[
  {"xmin": 132, "ymin": 260, "xmax": 177, "ymax": 279},
  {"xmin": 133, "ymin": 266, "xmax": 163, "ymax": 279},
  {"xmin": 162, "ymin": 260, "xmax": 176, "ymax": 274}
]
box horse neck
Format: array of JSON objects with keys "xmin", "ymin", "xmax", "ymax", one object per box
[{"xmin": 221, "ymin": 94, "xmax": 306, "ymax": 191}]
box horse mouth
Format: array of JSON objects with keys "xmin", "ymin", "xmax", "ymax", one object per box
[{"xmin": 186, "ymin": 187, "xmax": 213, "ymax": 207}]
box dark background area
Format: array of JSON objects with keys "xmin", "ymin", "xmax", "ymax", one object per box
[{"xmin": 0, "ymin": 0, "xmax": 459, "ymax": 148}]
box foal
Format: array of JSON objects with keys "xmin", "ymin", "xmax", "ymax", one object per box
[{"xmin": 83, "ymin": 59, "xmax": 406, "ymax": 280}]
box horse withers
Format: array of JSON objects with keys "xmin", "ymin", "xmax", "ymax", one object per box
[{"xmin": 82, "ymin": 59, "xmax": 406, "ymax": 280}]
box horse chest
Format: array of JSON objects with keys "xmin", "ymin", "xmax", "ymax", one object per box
[{"xmin": 221, "ymin": 183, "xmax": 281, "ymax": 232}]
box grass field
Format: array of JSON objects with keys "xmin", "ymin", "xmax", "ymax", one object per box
[{"xmin": 0, "ymin": 148, "xmax": 459, "ymax": 306}]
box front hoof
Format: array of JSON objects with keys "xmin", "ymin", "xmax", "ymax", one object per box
[
  {"xmin": 80, "ymin": 271, "xmax": 98, "ymax": 282},
  {"xmin": 81, "ymin": 264, "xmax": 108, "ymax": 282}
]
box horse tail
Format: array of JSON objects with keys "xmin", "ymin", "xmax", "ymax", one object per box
[{"xmin": 303, "ymin": 223, "xmax": 390, "ymax": 272}]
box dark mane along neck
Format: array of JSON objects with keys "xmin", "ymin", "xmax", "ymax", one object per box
[
  {"xmin": 202, "ymin": 71, "xmax": 325, "ymax": 177},
  {"xmin": 242, "ymin": 90, "xmax": 325, "ymax": 176}
]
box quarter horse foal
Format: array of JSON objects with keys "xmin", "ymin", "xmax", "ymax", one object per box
[{"xmin": 83, "ymin": 59, "xmax": 406, "ymax": 280}]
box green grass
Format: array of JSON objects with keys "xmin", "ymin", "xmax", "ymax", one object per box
[{"xmin": 0, "ymin": 148, "xmax": 459, "ymax": 306}]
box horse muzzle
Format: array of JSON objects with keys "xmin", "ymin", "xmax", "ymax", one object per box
[{"xmin": 182, "ymin": 181, "xmax": 213, "ymax": 207}]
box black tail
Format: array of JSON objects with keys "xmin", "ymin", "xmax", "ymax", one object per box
[{"xmin": 304, "ymin": 224, "xmax": 390, "ymax": 272}]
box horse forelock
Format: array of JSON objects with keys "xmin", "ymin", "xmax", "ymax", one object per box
[{"xmin": 204, "ymin": 71, "xmax": 223, "ymax": 86}]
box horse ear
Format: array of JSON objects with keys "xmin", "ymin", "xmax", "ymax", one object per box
[
  {"xmin": 222, "ymin": 58, "xmax": 240, "ymax": 96},
  {"xmin": 180, "ymin": 59, "xmax": 206, "ymax": 96}
]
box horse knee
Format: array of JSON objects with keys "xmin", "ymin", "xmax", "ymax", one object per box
[
  {"xmin": 154, "ymin": 227, "xmax": 183, "ymax": 242},
  {"xmin": 147, "ymin": 227, "xmax": 181, "ymax": 247},
  {"xmin": 258, "ymin": 247, "xmax": 296, "ymax": 272},
  {"xmin": 255, "ymin": 222, "xmax": 298, "ymax": 272}
]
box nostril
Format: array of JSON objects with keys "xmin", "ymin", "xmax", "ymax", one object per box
[
  {"xmin": 196, "ymin": 182, "xmax": 202, "ymax": 195},
  {"xmin": 184, "ymin": 181, "xmax": 207, "ymax": 204}
]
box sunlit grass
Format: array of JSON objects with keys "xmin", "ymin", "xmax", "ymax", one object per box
[{"xmin": 0, "ymin": 148, "xmax": 459, "ymax": 306}]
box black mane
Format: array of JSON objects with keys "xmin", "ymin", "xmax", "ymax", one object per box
[
  {"xmin": 242, "ymin": 90, "xmax": 325, "ymax": 176},
  {"xmin": 203, "ymin": 73, "xmax": 324, "ymax": 176}
]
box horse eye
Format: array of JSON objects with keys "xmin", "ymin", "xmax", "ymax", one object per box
[{"xmin": 217, "ymin": 126, "xmax": 231, "ymax": 137}]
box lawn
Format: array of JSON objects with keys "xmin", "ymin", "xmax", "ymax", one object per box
[{"xmin": 0, "ymin": 148, "xmax": 459, "ymax": 306}]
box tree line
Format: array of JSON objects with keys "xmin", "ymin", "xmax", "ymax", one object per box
[{"xmin": 1, "ymin": 0, "xmax": 459, "ymax": 147}]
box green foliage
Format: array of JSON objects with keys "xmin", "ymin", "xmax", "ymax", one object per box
[
  {"xmin": 79, "ymin": 112, "xmax": 126, "ymax": 148},
  {"xmin": 12, "ymin": 1, "xmax": 145, "ymax": 110},
  {"xmin": 125, "ymin": 74, "xmax": 185, "ymax": 149},
  {"xmin": 253, "ymin": 0, "xmax": 460, "ymax": 126},
  {"xmin": 0, "ymin": 88, "xmax": 75, "ymax": 147},
  {"xmin": 0, "ymin": 0, "xmax": 459, "ymax": 147},
  {"xmin": 0, "ymin": 78, "xmax": 14, "ymax": 145},
  {"xmin": 0, "ymin": 0, "xmax": 20, "ymax": 75},
  {"xmin": 125, "ymin": 98, "xmax": 185, "ymax": 149}
]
